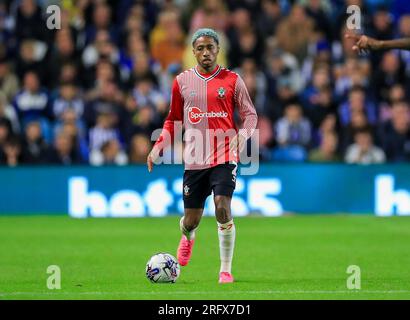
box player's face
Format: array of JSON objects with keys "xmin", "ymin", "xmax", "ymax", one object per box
[{"xmin": 192, "ymin": 36, "xmax": 219, "ymax": 71}]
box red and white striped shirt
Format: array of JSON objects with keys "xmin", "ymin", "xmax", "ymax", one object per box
[{"xmin": 154, "ymin": 64, "xmax": 258, "ymax": 170}]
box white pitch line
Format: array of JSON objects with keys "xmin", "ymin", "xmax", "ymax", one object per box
[{"xmin": 1, "ymin": 290, "xmax": 410, "ymax": 297}]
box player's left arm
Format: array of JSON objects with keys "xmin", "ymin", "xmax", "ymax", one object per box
[
  {"xmin": 147, "ymin": 79, "xmax": 184, "ymax": 172},
  {"xmin": 230, "ymin": 75, "xmax": 258, "ymax": 153}
]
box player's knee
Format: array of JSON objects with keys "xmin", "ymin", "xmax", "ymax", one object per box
[
  {"xmin": 184, "ymin": 216, "xmax": 200, "ymax": 231},
  {"xmin": 216, "ymin": 208, "xmax": 231, "ymax": 223}
]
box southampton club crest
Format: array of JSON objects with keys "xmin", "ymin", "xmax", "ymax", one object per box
[
  {"xmin": 184, "ymin": 185, "xmax": 190, "ymax": 196},
  {"xmin": 217, "ymin": 87, "xmax": 226, "ymax": 99}
]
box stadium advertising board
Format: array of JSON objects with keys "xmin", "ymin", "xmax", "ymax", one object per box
[{"xmin": 0, "ymin": 164, "xmax": 409, "ymax": 216}]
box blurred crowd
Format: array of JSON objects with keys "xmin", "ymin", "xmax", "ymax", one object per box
[{"xmin": 0, "ymin": 0, "xmax": 410, "ymax": 166}]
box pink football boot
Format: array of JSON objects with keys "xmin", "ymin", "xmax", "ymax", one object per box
[
  {"xmin": 219, "ymin": 272, "xmax": 234, "ymax": 284},
  {"xmin": 177, "ymin": 235, "xmax": 195, "ymax": 266}
]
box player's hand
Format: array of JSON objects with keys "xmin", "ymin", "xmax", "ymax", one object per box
[
  {"xmin": 229, "ymin": 134, "xmax": 246, "ymax": 155},
  {"xmin": 345, "ymin": 33, "xmax": 381, "ymax": 54},
  {"xmin": 147, "ymin": 147, "xmax": 160, "ymax": 173}
]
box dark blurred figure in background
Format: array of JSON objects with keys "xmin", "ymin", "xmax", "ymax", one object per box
[
  {"xmin": 21, "ymin": 120, "xmax": 49, "ymax": 164},
  {"xmin": 309, "ymin": 130, "xmax": 340, "ymax": 163},
  {"xmin": 47, "ymin": 130, "xmax": 83, "ymax": 165},
  {"xmin": 378, "ymin": 100, "xmax": 410, "ymax": 162},
  {"xmin": 345, "ymin": 126, "xmax": 386, "ymax": 164}
]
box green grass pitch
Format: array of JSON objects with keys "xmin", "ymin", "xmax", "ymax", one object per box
[{"xmin": 1, "ymin": 215, "xmax": 410, "ymax": 300}]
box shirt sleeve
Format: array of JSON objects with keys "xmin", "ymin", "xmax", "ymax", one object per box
[
  {"xmin": 234, "ymin": 74, "xmax": 258, "ymax": 140},
  {"xmin": 153, "ymin": 78, "xmax": 184, "ymax": 151}
]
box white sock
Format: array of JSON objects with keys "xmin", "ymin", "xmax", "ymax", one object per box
[
  {"xmin": 180, "ymin": 216, "xmax": 196, "ymax": 240},
  {"xmin": 217, "ymin": 219, "xmax": 235, "ymax": 274}
]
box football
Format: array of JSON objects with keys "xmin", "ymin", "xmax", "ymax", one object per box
[{"xmin": 146, "ymin": 253, "xmax": 180, "ymax": 283}]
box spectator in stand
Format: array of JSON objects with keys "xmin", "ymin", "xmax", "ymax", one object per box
[
  {"xmin": 0, "ymin": 58, "xmax": 19, "ymax": 104},
  {"xmin": 333, "ymin": 57, "xmax": 371, "ymax": 98},
  {"xmin": 302, "ymin": 0, "xmax": 332, "ymax": 41},
  {"xmin": 396, "ymin": 15, "xmax": 410, "ymax": 80},
  {"xmin": 0, "ymin": 92, "xmax": 20, "ymax": 134},
  {"xmin": 301, "ymin": 66, "xmax": 332, "ymax": 111},
  {"xmin": 341, "ymin": 110, "xmax": 372, "ymax": 152},
  {"xmin": 372, "ymin": 51, "xmax": 405, "ymax": 103},
  {"xmin": 276, "ymin": 103, "xmax": 312, "ymax": 148},
  {"xmin": 256, "ymin": 0, "xmax": 283, "ymax": 39},
  {"xmin": 265, "ymin": 51, "xmax": 302, "ymax": 121},
  {"xmin": 378, "ymin": 83, "xmax": 406, "ymax": 122},
  {"xmin": 0, "ymin": 118, "xmax": 12, "ymax": 158},
  {"xmin": 82, "ymin": 30, "xmax": 120, "ymax": 72},
  {"xmin": 84, "ymin": 2, "xmax": 118, "ymax": 45},
  {"xmin": 85, "ymin": 59, "xmax": 118, "ymax": 98},
  {"xmin": 307, "ymin": 85, "xmax": 337, "ymax": 129},
  {"xmin": 48, "ymin": 28, "xmax": 79, "ymax": 89},
  {"xmin": 90, "ymin": 138, "xmax": 128, "ymax": 166},
  {"xmin": 120, "ymin": 32, "xmax": 151, "ymax": 84},
  {"xmin": 128, "ymin": 133, "xmax": 152, "ymax": 164},
  {"xmin": 47, "ymin": 130, "xmax": 83, "ymax": 165},
  {"xmin": 150, "ymin": 9, "xmax": 185, "ymax": 72},
  {"xmin": 15, "ymin": 39, "xmax": 47, "ymax": 82},
  {"xmin": 119, "ymin": 3, "xmax": 146, "ymax": 43},
  {"xmin": 132, "ymin": 75, "xmax": 166, "ymax": 123},
  {"xmin": 226, "ymin": 8, "xmax": 264, "ymax": 68},
  {"xmin": 128, "ymin": 51, "xmax": 159, "ymax": 90},
  {"xmin": 366, "ymin": 6, "xmax": 394, "ymax": 68},
  {"xmin": 14, "ymin": 0, "xmax": 50, "ymax": 43},
  {"xmin": 53, "ymin": 108, "xmax": 88, "ymax": 161},
  {"xmin": 276, "ymin": 4, "xmax": 314, "ymax": 65},
  {"xmin": 84, "ymin": 79, "xmax": 124, "ymax": 130},
  {"xmin": 21, "ymin": 120, "xmax": 49, "ymax": 164},
  {"xmin": 52, "ymin": 82, "xmax": 84, "ymax": 121},
  {"xmin": 0, "ymin": 3, "xmax": 11, "ymax": 49},
  {"xmin": 131, "ymin": 103, "xmax": 160, "ymax": 139},
  {"xmin": 345, "ymin": 126, "xmax": 386, "ymax": 164},
  {"xmin": 338, "ymin": 86, "xmax": 377, "ymax": 127},
  {"xmin": 59, "ymin": 61, "xmax": 81, "ymax": 86},
  {"xmin": 88, "ymin": 108, "xmax": 122, "ymax": 154},
  {"xmin": 378, "ymin": 101, "xmax": 410, "ymax": 162},
  {"xmin": 309, "ymin": 130, "xmax": 340, "ymax": 162},
  {"xmin": 0, "ymin": 136, "xmax": 22, "ymax": 166},
  {"xmin": 234, "ymin": 59, "xmax": 268, "ymax": 116},
  {"xmin": 13, "ymin": 71, "xmax": 51, "ymax": 141},
  {"xmin": 308, "ymin": 86, "xmax": 339, "ymax": 147},
  {"xmin": 189, "ymin": 0, "xmax": 229, "ymax": 33},
  {"xmin": 313, "ymin": 113, "xmax": 341, "ymax": 149}
]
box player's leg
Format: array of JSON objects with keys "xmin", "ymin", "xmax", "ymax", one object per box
[
  {"xmin": 177, "ymin": 208, "xmax": 203, "ymax": 266},
  {"xmin": 210, "ymin": 162, "xmax": 237, "ymax": 283},
  {"xmin": 214, "ymin": 195, "xmax": 236, "ymax": 283},
  {"xmin": 177, "ymin": 168, "xmax": 211, "ymax": 266},
  {"xmin": 180, "ymin": 208, "xmax": 202, "ymax": 241}
]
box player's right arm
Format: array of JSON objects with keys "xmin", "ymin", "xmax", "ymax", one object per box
[
  {"xmin": 345, "ymin": 33, "xmax": 410, "ymax": 53},
  {"xmin": 147, "ymin": 78, "xmax": 184, "ymax": 172}
]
